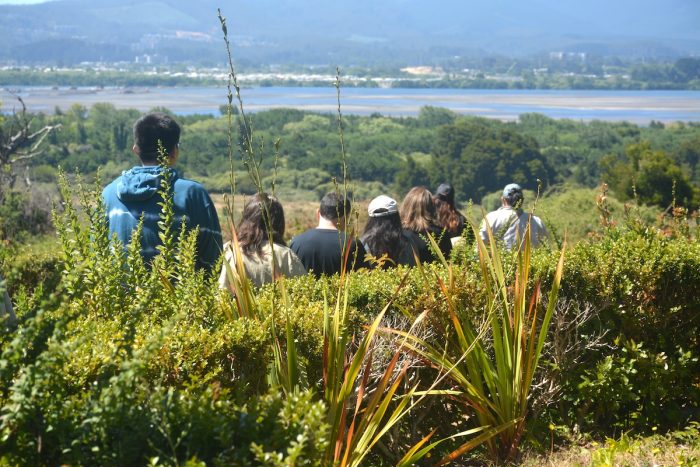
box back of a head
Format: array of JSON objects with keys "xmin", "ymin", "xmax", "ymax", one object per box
[
  {"xmin": 133, "ymin": 112, "xmax": 181, "ymax": 164},
  {"xmin": 362, "ymin": 195, "xmax": 403, "ymax": 261},
  {"xmin": 319, "ymin": 192, "xmax": 351, "ymax": 221},
  {"xmin": 502, "ymin": 183, "xmax": 524, "ymax": 209},
  {"xmin": 434, "ymin": 197, "xmax": 462, "ymax": 235},
  {"xmin": 361, "ymin": 213, "xmax": 403, "ymax": 262},
  {"xmin": 238, "ymin": 193, "xmax": 286, "ymax": 256},
  {"xmin": 435, "ymin": 183, "xmax": 456, "ymax": 208},
  {"xmin": 400, "ymin": 186, "xmax": 436, "ymax": 232}
]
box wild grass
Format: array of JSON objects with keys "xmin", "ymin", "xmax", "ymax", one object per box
[{"xmin": 521, "ymin": 424, "xmax": 700, "ymax": 466}]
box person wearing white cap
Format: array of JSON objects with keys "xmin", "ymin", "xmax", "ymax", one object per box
[
  {"xmin": 479, "ymin": 183, "xmax": 549, "ymax": 250},
  {"xmin": 360, "ymin": 195, "xmax": 415, "ymax": 268}
]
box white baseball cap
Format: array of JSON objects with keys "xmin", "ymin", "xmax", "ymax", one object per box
[{"xmin": 367, "ymin": 195, "xmax": 398, "ymax": 218}]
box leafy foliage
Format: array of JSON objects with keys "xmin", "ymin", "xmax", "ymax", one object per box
[
  {"xmin": 601, "ymin": 140, "xmax": 695, "ymax": 207},
  {"xmin": 389, "ymin": 222, "xmax": 565, "ymax": 463},
  {"xmin": 432, "ymin": 118, "xmax": 554, "ymax": 201},
  {"xmin": 0, "ymin": 172, "xmax": 329, "ymax": 464},
  {"xmin": 7, "ymin": 100, "xmax": 700, "ymax": 218},
  {"xmin": 535, "ymin": 217, "xmax": 700, "ymax": 434},
  {"xmin": 4, "ymin": 89, "xmax": 700, "ymax": 463},
  {"xmin": 3, "ymin": 176, "xmax": 700, "ymax": 462}
]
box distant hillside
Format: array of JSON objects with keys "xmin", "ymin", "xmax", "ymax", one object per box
[{"xmin": 1, "ymin": 0, "xmax": 698, "ymax": 66}]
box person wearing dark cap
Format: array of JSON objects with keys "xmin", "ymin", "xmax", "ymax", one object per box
[
  {"xmin": 433, "ymin": 183, "xmax": 468, "ymax": 240},
  {"xmin": 290, "ymin": 192, "xmax": 366, "ymax": 277},
  {"xmin": 479, "ymin": 183, "xmax": 549, "ymax": 249},
  {"xmin": 360, "ymin": 195, "xmax": 415, "ymax": 268}
]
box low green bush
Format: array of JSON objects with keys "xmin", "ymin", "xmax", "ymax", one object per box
[
  {"xmin": 0, "ymin": 190, "xmax": 53, "ymax": 242},
  {"xmin": 0, "ymin": 177, "xmax": 331, "ymax": 465},
  {"xmin": 0, "ymin": 236, "xmax": 62, "ymax": 299},
  {"xmin": 2, "ymin": 173, "xmax": 700, "ymax": 462},
  {"xmin": 532, "ymin": 223, "xmax": 700, "ymax": 435}
]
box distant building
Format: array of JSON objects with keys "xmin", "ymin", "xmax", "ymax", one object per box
[
  {"xmin": 549, "ymin": 51, "xmax": 587, "ymax": 61},
  {"xmin": 174, "ymin": 31, "xmax": 213, "ymax": 42},
  {"xmin": 549, "ymin": 51, "xmax": 565, "ymax": 60},
  {"xmin": 401, "ymin": 66, "xmax": 443, "ymax": 76}
]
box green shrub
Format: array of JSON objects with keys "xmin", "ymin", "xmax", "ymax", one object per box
[
  {"xmin": 0, "ymin": 175, "xmax": 329, "ymax": 464},
  {"xmin": 3, "ymin": 165, "xmax": 700, "ymax": 462},
  {"xmin": 0, "ymin": 190, "xmax": 53, "ymax": 242},
  {"xmin": 534, "ymin": 225, "xmax": 700, "ymax": 434},
  {"xmin": 574, "ymin": 339, "xmax": 699, "ymax": 433},
  {"xmin": 30, "ymin": 165, "xmax": 58, "ymax": 183},
  {"xmin": 561, "ymin": 228, "xmax": 700, "ymax": 354},
  {"xmin": 0, "ymin": 237, "xmax": 62, "ymax": 298}
]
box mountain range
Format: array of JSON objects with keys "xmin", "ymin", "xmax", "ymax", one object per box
[{"xmin": 1, "ymin": 0, "xmax": 698, "ymax": 66}]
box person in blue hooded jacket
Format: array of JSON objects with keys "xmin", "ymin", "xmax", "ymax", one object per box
[{"xmin": 102, "ymin": 112, "xmax": 222, "ymax": 272}]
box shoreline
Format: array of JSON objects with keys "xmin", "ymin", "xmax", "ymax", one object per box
[{"xmin": 2, "ymin": 86, "xmax": 699, "ymax": 123}]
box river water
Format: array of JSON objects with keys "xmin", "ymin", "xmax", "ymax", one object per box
[{"xmin": 2, "ymin": 86, "xmax": 700, "ymax": 123}]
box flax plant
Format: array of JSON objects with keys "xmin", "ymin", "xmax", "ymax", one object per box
[
  {"xmin": 323, "ymin": 267, "xmax": 424, "ymax": 466},
  {"xmin": 319, "ymin": 73, "xmax": 447, "ymax": 465},
  {"xmin": 218, "ymin": 10, "xmax": 304, "ymax": 396},
  {"xmin": 392, "ymin": 222, "xmax": 565, "ymax": 463},
  {"xmin": 218, "ymin": 12, "xmax": 298, "ymax": 406},
  {"xmin": 217, "ymin": 9, "xmax": 275, "ymax": 319},
  {"xmin": 217, "ymin": 11, "xmax": 442, "ymax": 462}
]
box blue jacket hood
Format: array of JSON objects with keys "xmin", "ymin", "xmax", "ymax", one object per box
[{"xmin": 116, "ymin": 166, "xmax": 178, "ymax": 202}]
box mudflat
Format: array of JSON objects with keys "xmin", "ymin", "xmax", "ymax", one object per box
[{"xmin": 2, "ymin": 86, "xmax": 700, "ymax": 123}]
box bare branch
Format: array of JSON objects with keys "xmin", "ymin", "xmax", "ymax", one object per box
[
  {"xmin": 10, "ymin": 152, "xmax": 44, "ymax": 164},
  {"xmin": 530, "ymin": 299, "xmax": 610, "ymax": 419},
  {"xmin": 1, "ymin": 96, "xmax": 60, "ymax": 190}
]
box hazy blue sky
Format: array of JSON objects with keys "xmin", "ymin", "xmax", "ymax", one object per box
[{"xmin": 0, "ymin": 0, "xmax": 50, "ymax": 3}]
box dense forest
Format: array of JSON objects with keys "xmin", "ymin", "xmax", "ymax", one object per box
[
  {"xmin": 10, "ymin": 102, "xmax": 700, "ymax": 196},
  {"xmin": 2, "ymin": 98, "xmax": 700, "ymax": 245}
]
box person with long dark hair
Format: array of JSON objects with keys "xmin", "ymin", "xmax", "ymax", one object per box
[
  {"xmin": 433, "ymin": 183, "xmax": 468, "ymax": 239},
  {"xmin": 400, "ymin": 187, "xmax": 452, "ymax": 263},
  {"xmin": 219, "ymin": 193, "xmax": 306, "ymax": 288},
  {"xmin": 360, "ymin": 195, "xmax": 414, "ymax": 268}
]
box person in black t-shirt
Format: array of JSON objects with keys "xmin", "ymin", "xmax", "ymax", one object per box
[{"xmin": 290, "ymin": 192, "xmax": 366, "ymax": 278}]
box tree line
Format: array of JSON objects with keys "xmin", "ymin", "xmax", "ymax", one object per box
[
  {"xmin": 2, "ymin": 57, "xmax": 699, "ymax": 90},
  {"xmin": 3, "ymin": 101, "xmax": 700, "ymax": 241}
]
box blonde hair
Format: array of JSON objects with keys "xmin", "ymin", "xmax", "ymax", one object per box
[{"xmin": 400, "ymin": 186, "xmax": 436, "ymax": 232}]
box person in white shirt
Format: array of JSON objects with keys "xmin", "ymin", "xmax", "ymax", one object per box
[{"xmin": 479, "ymin": 183, "xmax": 549, "ymax": 250}]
